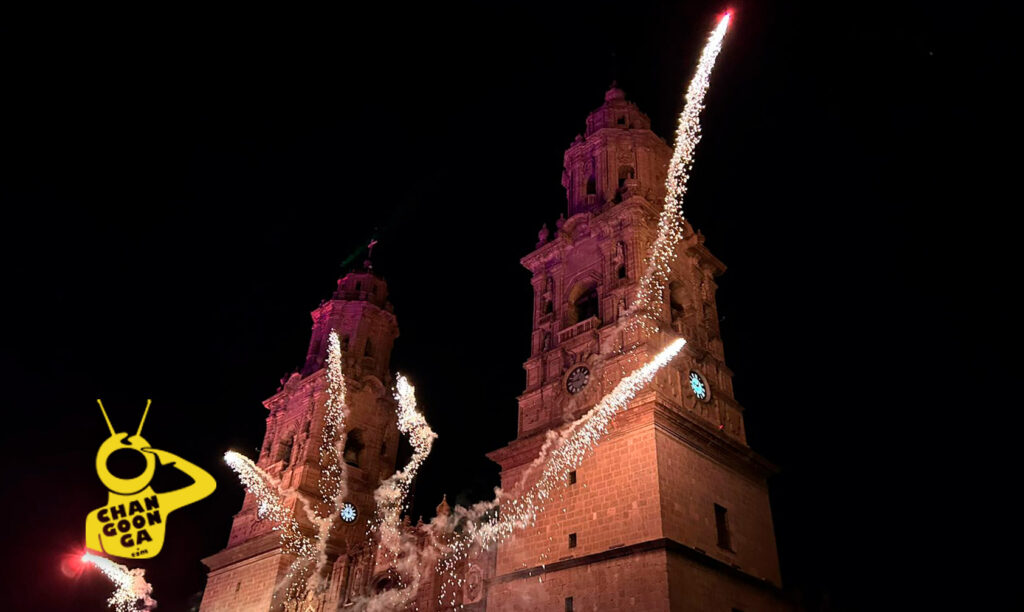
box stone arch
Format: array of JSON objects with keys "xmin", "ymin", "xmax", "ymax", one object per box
[
  {"xmin": 669, "ymin": 281, "xmax": 689, "ymax": 332},
  {"xmin": 565, "ymin": 276, "xmax": 600, "ymax": 326},
  {"xmin": 371, "ymin": 569, "xmax": 401, "ymax": 594},
  {"xmin": 343, "ymin": 429, "xmax": 365, "ymax": 467},
  {"xmin": 617, "ymin": 164, "xmax": 635, "ymax": 187},
  {"xmin": 275, "ymin": 431, "xmax": 294, "ymax": 465}
]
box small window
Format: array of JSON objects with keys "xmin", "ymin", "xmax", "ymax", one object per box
[
  {"xmin": 616, "ymin": 115, "xmax": 626, "ymax": 125},
  {"xmin": 585, "ymin": 176, "xmax": 596, "ymax": 195},
  {"xmin": 569, "ymin": 470, "xmax": 577, "ymax": 485},
  {"xmin": 343, "ymin": 430, "xmax": 365, "ymax": 467},
  {"xmin": 275, "ymin": 435, "xmax": 293, "ymax": 464},
  {"xmin": 568, "ymin": 533, "xmax": 577, "ymax": 548},
  {"xmin": 715, "ymin": 504, "xmax": 732, "ymax": 550},
  {"xmin": 235, "ymin": 581, "xmax": 242, "ymax": 593},
  {"xmin": 565, "ymin": 597, "xmax": 574, "ymax": 612},
  {"xmin": 617, "ymin": 165, "xmax": 634, "ymax": 188},
  {"xmin": 364, "ymin": 339, "xmax": 373, "ymax": 357},
  {"xmin": 568, "ymin": 281, "xmax": 599, "ymax": 324},
  {"xmin": 355, "ymin": 281, "xmax": 361, "ymax": 291}
]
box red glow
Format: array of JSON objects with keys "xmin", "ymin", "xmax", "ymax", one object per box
[
  {"xmin": 60, "ymin": 551, "xmax": 89, "ymax": 578},
  {"xmin": 719, "ymin": 10, "xmax": 733, "ymax": 25}
]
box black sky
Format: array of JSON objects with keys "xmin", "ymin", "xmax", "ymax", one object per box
[{"xmin": 0, "ymin": 2, "xmax": 1012, "ymax": 610}]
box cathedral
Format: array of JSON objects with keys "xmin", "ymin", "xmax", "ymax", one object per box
[{"xmin": 199, "ymin": 85, "xmax": 789, "ymax": 611}]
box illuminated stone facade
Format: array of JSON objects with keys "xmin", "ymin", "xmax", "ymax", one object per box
[
  {"xmin": 486, "ymin": 86, "xmax": 788, "ymax": 611},
  {"xmin": 199, "ymin": 86, "xmax": 787, "ymax": 611},
  {"xmin": 200, "ymin": 268, "xmax": 402, "ymax": 611}
]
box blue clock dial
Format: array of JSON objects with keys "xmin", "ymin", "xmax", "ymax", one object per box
[{"xmin": 689, "ymin": 371, "xmax": 709, "ymax": 401}]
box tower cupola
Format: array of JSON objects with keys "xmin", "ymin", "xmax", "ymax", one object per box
[
  {"xmin": 562, "ymin": 84, "xmax": 672, "ymax": 217},
  {"xmin": 300, "ymin": 266, "xmax": 398, "ymax": 379}
]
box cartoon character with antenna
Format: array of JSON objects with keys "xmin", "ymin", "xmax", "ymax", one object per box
[{"xmin": 85, "ymin": 399, "xmax": 216, "ymax": 559}]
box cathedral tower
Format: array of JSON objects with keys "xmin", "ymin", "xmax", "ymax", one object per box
[
  {"xmin": 486, "ymin": 86, "xmax": 788, "ymax": 611},
  {"xmin": 200, "ymin": 264, "xmax": 400, "ymax": 611}
]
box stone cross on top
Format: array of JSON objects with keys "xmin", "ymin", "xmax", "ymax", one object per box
[{"xmin": 363, "ymin": 238, "xmax": 378, "ymax": 271}]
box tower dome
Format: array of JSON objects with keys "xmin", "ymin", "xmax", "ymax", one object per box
[
  {"xmin": 562, "ymin": 85, "xmax": 671, "ymax": 216},
  {"xmin": 604, "ymin": 82, "xmax": 626, "ymax": 102}
]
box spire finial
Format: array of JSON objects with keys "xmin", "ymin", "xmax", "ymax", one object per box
[
  {"xmin": 436, "ymin": 494, "xmax": 451, "ymax": 517},
  {"xmin": 364, "ymin": 238, "xmax": 378, "ymax": 271},
  {"xmin": 605, "ymin": 82, "xmax": 626, "ymax": 102}
]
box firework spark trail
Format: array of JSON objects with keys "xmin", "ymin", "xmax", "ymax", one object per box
[
  {"xmin": 223, "ymin": 451, "xmax": 312, "ymax": 557},
  {"xmin": 363, "ymin": 374, "xmax": 437, "ymax": 609},
  {"xmin": 445, "ymin": 10, "xmax": 731, "ymax": 566},
  {"xmin": 304, "ymin": 330, "xmax": 350, "ymax": 591},
  {"xmin": 224, "ymin": 331, "xmax": 350, "ymax": 602},
  {"xmin": 225, "ymin": 13, "xmax": 731, "ymax": 607},
  {"xmin": 223, "ymin": 452, "xmax": 316, "ymax": 603},
  {"xmin": 627, "ymin": 11, "xmax": 732, "ymax": 339},
  {"xmin": 318, "ymin": 330, "xmax": 349, "ymax": 514},
  {"xmin": 373, "ymin": 375, "xmax": 436, "ymax": 549},
  {"xmin": 81, "ymin": 553, "xmax": 156, "ymax": 612},
  {"xmin": 426, "ymin": 339, "xmax": 688, "ymax": 603},
  {"xmin": 470, "ymin": 337, "xmax": 686, "ymax": 545}
]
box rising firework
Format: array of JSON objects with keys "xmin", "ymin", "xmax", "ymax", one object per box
[{"xmin": 81, "ymin": 552, "xmax": 156, "ymax": 612}]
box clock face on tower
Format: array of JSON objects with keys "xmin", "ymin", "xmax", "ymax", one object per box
[
  {"xmin": 566, "ymin": 366, "xmax": 590, "ymax": 394},
  {"xmin": 340, "ymin": 503, "xmax": 357, "ymax": 523},
  {"xmin": 689, "ymin": 371, "xmax": 710, "ymax": 402}
]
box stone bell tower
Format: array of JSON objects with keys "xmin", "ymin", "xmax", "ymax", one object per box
[
  {"xmin": 200, "ymin": 262, "xmax": 401, "ymax": 611},
  {"xmin": 486, "ymin": 86, "xmax": 789, "ymax": 611}
]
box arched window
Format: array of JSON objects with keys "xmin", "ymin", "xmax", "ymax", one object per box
[
  {"xmin": 276, "ymin": 434, "xmax": 294, "ymax": 466},
  {"xmin": 585, "ymin": 175, "xmax": 596, "ymax": 196},
  {"xmin": 617, "ymin": 165, "xmax": 635, "ymax": 189},
  {"xmin": 670, "ymin": 283, "xmax": 687, "ymax": 313},
  {"xmin": 670, "ymin": 282, "xmax": 688, "ymax": 332},
  {"xmin": 374, "ymin": 571, "xmax": 400, "ymax": 594},
  {"xmin": 364, "ymin": 339, "xmax": 373, "ymax": 357},
  {"xmin": 343, "ymin": 430, "xmax": 364, "ymax": 467},
  {"xmin": 567, "ymin": 279, "xmax": 600, "ymax": 325}
]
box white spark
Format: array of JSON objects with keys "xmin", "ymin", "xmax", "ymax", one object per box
[
  {"xmin": 628, "ymin": 11, "xmax": 732, "ymax": 339},
  {"xmin": 473, "ymin": 337, "xmax": 686, "ymax": 545},
  {"xmin": 81, "ymin": 553, "xmax": 156, "ymax": 612},
  {"xmin": 365, "ymin": 374, "xmax": 437, "ymax": 609},
  {"xmin": 223, "ymin": 331, "xmax": 349, "ymax": 603}
]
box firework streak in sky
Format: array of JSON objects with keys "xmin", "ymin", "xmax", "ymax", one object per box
[
  {"xmin": 628, "ymin": 10, "xmax": 731, "ymax": 339},
  {"xmin": 81, "ymin": 552, "xmax": 156, "ymax": 612},
  {"xmin": 221, "ymin": 11, "xmax": 732, "ymax": 611},
  {"xmin": 476, "ymin": 8, "xmax": 732, "ymax": 545},
  {"xmin": 224, "ymin": 330, "xmax": 349, "ymax": 603}
]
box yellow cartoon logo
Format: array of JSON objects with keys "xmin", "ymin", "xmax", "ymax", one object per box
[{"xmin": 85, "ymin": 400, "xmax": 216, "ymax": 559}]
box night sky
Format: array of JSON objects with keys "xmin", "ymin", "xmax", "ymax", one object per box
[{"xmin": 1, "ymin": 2, "xmax": 1009, "ymax": 610}]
